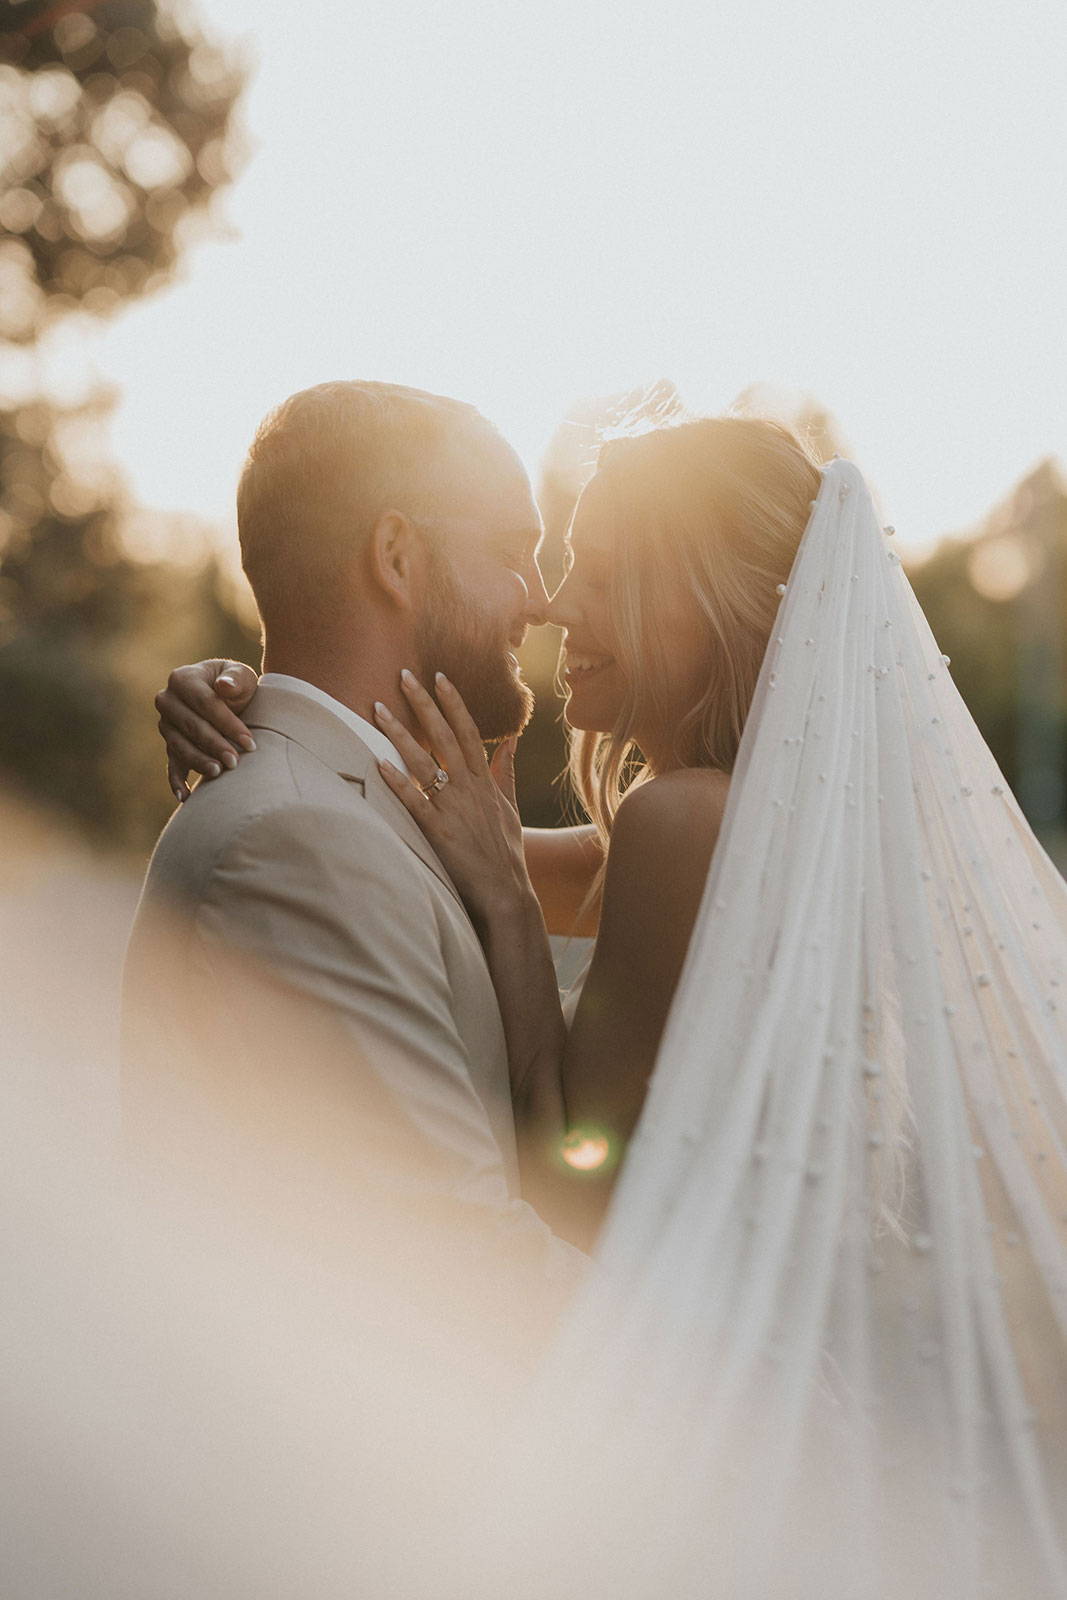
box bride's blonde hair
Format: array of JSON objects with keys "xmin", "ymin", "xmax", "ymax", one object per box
[{"xmin": 571, "ymin": 416, "xmax": 823, "ymax": 842}]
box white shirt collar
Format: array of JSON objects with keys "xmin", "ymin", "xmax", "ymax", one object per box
[{"xmin": 258, "ymin": 673, "xmax": 409, "ymax": 775}]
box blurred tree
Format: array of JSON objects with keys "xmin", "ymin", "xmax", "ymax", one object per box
[
  {"xmin": 0, "ymin": 0, "xmax": 249, "ymax": 849},
  {"xmin": 0, "ymin": 392, "xmax": 258, "ymax": 845},
  {"xmin": 909, "ymin": 458, "xmax": 1067, "ymax": 843},
  {"xmin": 0, "ymin": 0, "xmax": 245, "ymax": 337}
]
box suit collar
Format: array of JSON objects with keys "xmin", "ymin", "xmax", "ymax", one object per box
[
  {"xmin": 245, "ymin": 684, "xmax": 465, "ymax": 908},
  {"xmin": 247, "ymin": 684, "xmax": 376, "ymax": 779},
  {"xmin": 256, "ymin": 672, "xmax": 405, "ymax": 772}
]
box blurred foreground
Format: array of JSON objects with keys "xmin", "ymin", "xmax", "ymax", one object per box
[
  {"xmin": 0, "ymin": 789, "xmax": 559, "ymax": 1598},
  {"xmin": 3, "ymin": 790, "xmax": 1064, "ymax": 1600}
]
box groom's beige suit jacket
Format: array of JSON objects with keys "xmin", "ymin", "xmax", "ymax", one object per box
[{"xmin": 122, "ymin": 682, "xmax": 583, "ymax": 1346}]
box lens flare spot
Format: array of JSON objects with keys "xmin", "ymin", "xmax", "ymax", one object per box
[{"xmin": 560, "ymin": 1129, "xmax": 611, "ymax": 1172}]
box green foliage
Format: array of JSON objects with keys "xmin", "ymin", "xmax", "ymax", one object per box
[
  {"xmin": 0, "ymin": 0, "xmax": 250, "ymax": 851},
  {"xmin": 0, "ymin": 0, "xmax": 245, "ymax": 338},
  {"xmin": 909, "ymin": 461, "xmax": 1067, "ymax": 831},
  {"xmin": 0, "ymin": 393, "xmax": 259, "ymax": 845}
]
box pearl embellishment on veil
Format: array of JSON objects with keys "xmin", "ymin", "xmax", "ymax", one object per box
[{"xmin": 530, "ymin": 453, "xmax": 1067, "ymax": 1600}]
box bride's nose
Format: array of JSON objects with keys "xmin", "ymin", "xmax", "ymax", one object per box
[
  {"xmin": 520, "ymin": 560, "xmax": 551, "ymax": 627},
  {"xmin": 546, "ymin": 571, "xmax": 579, "ymax": 629}
]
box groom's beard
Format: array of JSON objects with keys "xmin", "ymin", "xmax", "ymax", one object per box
[{"xmin": 414, "ymin": 562, "xmax": 534, "ymax": 743}]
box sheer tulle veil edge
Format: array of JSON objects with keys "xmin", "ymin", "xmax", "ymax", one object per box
[{"xmin": 458, "ymin": 459, "xmax": 1067, "ymax": 1600}]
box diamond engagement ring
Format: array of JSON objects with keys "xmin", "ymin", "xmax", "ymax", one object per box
[{"xmin": 420, "ymin": 767, "xmax": 449, "ymax": 797}]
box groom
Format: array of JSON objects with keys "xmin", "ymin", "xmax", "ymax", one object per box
[{"xmin": 122, "ymin": 381, "xmax": 583, "ymax": 1352}]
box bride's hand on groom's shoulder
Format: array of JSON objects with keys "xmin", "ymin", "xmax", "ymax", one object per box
[
  {"xmin": 374, "ymin": 671, "xmax": 531, "ymax": 931},
  {"xmin": 155, "ymin": 659, "xmax": 259, "ymax": 803}
]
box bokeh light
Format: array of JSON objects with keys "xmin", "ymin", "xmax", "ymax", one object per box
[
  {"xmin": 560, "ymin": 1127, "xmax": 614, "ymax": 1174},
  {"xmin": 0, "ymin": 0, "xmax": 246, "ymax": 345},
  {"xmin": 967, "ymin": 534, "xmax": 1037, "ymax": 603}
]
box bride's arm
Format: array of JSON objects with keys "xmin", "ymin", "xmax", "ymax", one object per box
[
  {"xmin": 154, "ymin": 661, "xmax": 604, "ymax": 932},
  {"xmin": 522, "ymin": 826, "xmax": 603, "ymax": 936},
  {"xmin": 542, "ymin": 770, "xmax": 728, "ymax": 1243},
  {"xmin": 154, "ymin": 659, "xmax": 260, "ymax": 800},
  {"xmin": 372, "ymin": 679, "xmax": 586, "ymax": 1231}
]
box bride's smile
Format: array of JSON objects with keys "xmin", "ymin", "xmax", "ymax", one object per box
[
  {"xmin": 561, "ymin": 650, "xmax": 615, "ymax": 683},
  {"xmin": 556, "ymin": 640, "xmax": 623, "ymax": 731},
  {"xmin": 548, "ymin": 479, "xmax": 625, "ymax": 735}
]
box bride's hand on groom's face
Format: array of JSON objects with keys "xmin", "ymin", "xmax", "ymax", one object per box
[
  {"xmin": 155, "ymin": 659, "xmax": 259, "ymax": 803},
  {"xmin": 374, "ymin": 671, "xmax": 531, "ymax": 928}
]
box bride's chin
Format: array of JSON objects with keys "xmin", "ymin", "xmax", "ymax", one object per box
[{"xmin": 562, "ymin": 705, "xmax": 613, "ymax": 734}]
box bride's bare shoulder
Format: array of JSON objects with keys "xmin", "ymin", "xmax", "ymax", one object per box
[
  {"xmin": 612, "ymin": 767, "xmax": 730, "ymax": 839},
  {"xmin": 605, "ymin": 768, "xmax": 730, "ymax": 886},
  {"xmin": 587, "ymin": 768, "xmax": 730, "ymax": 1022}
]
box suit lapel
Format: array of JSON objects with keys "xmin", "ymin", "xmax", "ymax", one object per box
[
  {"xmin": 361, "ymin": 763, "xmax": 468, "ymax": 908},
  {"xmin": 245, "ymin": 685, "xmax": 467, "ymax": 909}
]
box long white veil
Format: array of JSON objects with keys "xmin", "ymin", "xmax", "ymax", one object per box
[{"xmin": 470, "ymin": 459, "xmax": 1067, "ymax": 1600}]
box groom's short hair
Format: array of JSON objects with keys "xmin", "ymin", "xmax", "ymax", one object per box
[{"xmin": 237, "ymin": 380, "xmax": 508, "ymax": 614}]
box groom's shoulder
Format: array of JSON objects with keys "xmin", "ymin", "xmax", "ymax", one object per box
[{"xmin": 142, "ymin": 725, "xmax": 398, "ymax": 905}]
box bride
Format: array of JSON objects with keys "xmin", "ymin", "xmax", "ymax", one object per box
[{"xmin": 156, "ymin": 416, "xmax": 1067, "ymax": 1597}]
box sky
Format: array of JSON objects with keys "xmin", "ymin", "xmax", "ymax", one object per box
[{"xmin": 64, "ymin": 0, "xmax": 1067, "ymax": 556}]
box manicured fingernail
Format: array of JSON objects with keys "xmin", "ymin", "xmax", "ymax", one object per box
[
  {"xmin": 218, "ymin": 677, "xmax": 236, "ymax": 691},
  {"xmin": 206, "ymin": 762, "xmax": 222, "ymax": 778},
  {"xmin": 238, "ymin": 735, "xmax": 256, "ymax": 753},
  {"xmin": 435, "ymin": 672, "xmax": 450, "ymax": 688},
  {"xmin": 378, "ymin": 759, "xmax": 397, "ymax": 775},
  {"xmin": 400, "ymin": 668, "xmax": 416, "ymax": 685},
  {"xmin": 374, "ymin": 700, "xmax": 391, "ymax": 720},
  {"xmin": 220, "ymin": 750, "xmax": 238, "ymax": 770},
  {"xmin": 173, "ymin": 788, "xmax": 185, "ymax": 804}
]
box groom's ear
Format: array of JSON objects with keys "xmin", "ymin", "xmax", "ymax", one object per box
[{"xmin": 367, "ymin": 509, "xmax": 423, "ymax": 610}]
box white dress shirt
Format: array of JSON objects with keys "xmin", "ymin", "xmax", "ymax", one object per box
[{"xmin": 258, "ymin": 673, "xmax": 409, "ymax": 775}]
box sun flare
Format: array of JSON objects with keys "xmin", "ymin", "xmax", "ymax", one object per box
[{"xmin": 560, "ymin": 1129, "xmax": 612, "ymax": 1173}]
